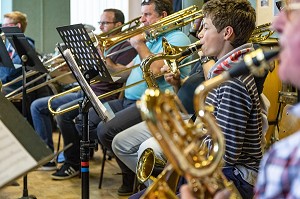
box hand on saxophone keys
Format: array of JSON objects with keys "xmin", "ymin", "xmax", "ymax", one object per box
[{"xmin": 161, "ymin": 64, "xmax": 181, "ymax": 87}]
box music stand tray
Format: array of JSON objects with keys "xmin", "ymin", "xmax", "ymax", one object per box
[
  {"xmin": 1, "ymin": 27, "xmax": 47, "ymax": 73},
  {"xmin": 56, "ymin": 24, "xmax": 116, "ymax": 121},
  {"xmin": 56, "ymin": 24, "xmax": 114, "ymax": 83}
]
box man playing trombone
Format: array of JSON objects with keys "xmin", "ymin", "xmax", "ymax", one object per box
[
  {"xmin": 71, "ymin": 0, "xmax": 192, "ymax": 195},
  {"xmin": 30, "ymin": 8, "xmax": 137, "ymax": 171}
]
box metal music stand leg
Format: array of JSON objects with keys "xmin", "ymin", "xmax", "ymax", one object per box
[
  {"xmin": 79, "ymin": 97, "xmax": 97, "ymax": 199},
  {"xmin": 19, "ymin": 66, "xmax": 37, "ymax": 199}
]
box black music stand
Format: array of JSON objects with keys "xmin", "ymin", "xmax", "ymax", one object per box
[
  {"xmin": 0, "ymin": 92, "xmax": 53, "ymax": 189},
  {"xmin": 1, "ymin": 26, "xmax": 48, "ymax": 199},
  {"xmin": 56, "ymin": 24, "xmax": 115, "ymax": 199}
]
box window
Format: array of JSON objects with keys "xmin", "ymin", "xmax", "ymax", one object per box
[{"xmin": 70, "ymin": 0, "xmax": 132, "ymax": 34}]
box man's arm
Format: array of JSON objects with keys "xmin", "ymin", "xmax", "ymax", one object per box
[
  {"xmin": 106, "ymin": 58, "xmax": 134, "ymax": 82},
  {"xmin": 129, "ymin": 33, "xmax": 164, "ymax": 75}
]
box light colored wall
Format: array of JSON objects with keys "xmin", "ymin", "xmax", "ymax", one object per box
[
  {"xmin": 256, "ymin": 0, "xmax": 275, "ymax": 25},
  {"xmin": 11, "ymin": 0, "xmax": 70, "ymax": 54},
  {"xmin": 128, "ymin": 0, "xmax": 141, "ymax": 21}
]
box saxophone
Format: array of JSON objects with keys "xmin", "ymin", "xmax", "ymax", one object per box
[
  {"xmin": 141, "ymin": 37, "xmax": 202, "ymax": 88},
  {"xmin": 137, "ymin": 47, "xmax": 279, "ymax": 199}
]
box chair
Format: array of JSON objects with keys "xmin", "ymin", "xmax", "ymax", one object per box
[{"xmin": 98, "ymin": 146, "xmax": 113, "ymax": 189}]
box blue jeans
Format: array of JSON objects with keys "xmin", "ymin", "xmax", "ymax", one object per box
[
  {"xmin": 96, "ymin": 99, "xmax": 142, "ymax": 177},
  {"xmin": 30, "ymin": 91, "xmax": 83, "ymax": 152},
  {"xmin": 222, "ymin": 167, "xmax": 254, "ymax": 199}
]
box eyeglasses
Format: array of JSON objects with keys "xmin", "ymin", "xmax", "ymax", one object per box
[
  {"xmin": 98, "ymin": 21, "xmax": 117, "ymax": 26},
  {"xmin": 2, "ymin": 23, "xmax": 17, "ymax": 27}
]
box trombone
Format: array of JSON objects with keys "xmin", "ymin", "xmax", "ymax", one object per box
[
  {"xmin": 4, "ymin": 17, "xmax": 142, "ymax": 101},
  {"xmin": 48, "ymin": 58, "xmax": 199, "ymax": 116},
  {"xmin": 47, "ymin": 19, "xmax": 277, "ymax": 116},
  {"xmin": 92, "ymin": 5, "xmax": 203, "ymax": 54},
  {"xmin": 4, "ymin": 55, "xmax": 72, "ymax": 100},
  {"xmin": 47, "ymin": 6, "xmax": 204, "ymax": 115}
]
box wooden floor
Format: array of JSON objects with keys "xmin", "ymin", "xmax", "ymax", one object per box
[{"xmin": 0, "ymin": 132, "xmax": 130, "ymax": 199}]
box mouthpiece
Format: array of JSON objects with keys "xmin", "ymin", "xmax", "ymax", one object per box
[
  {"xmin": 181, "ymin": 41, "xmax": 202, "ymax": 57},
  {"xmin": 228, "ymin": 47, "xmax": 279, "ymax": 78}
]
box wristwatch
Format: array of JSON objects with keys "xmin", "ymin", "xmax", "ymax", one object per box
[{"xmin": 200, "ymin": 56, "xmax": 214, "ymax": 64}]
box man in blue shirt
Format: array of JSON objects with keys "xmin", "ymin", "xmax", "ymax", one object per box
[{"xmin": 68, "ymin": 0, "xmax": 191, "ymax": 196}]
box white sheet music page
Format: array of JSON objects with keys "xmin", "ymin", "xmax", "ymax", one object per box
[
  {"xmin": 63, "ymin": 49, "xmax": 115, "ymax": 121},
  {"xmin": 0, "ymin": 120, "xmax": 37, "ymax": 188}
]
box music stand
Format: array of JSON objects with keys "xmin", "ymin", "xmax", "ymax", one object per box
[
  {"xmin": 56, "ymin": 24, "xmax": 115, "ymax": 199},
  {"xmin": 0, "ymin": 92, "xmax": 53, "ymax": 189},
  {"xmin": 1, "ymin": 26, "xmax": 48, "ymax": 199}
]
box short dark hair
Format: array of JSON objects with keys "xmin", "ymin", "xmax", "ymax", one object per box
[
  {"xmin": 103, "ymin": 8, "xmax": 125, "ymax": 24},
  {"xmin": 141, "ymin": 0, "xmax": 173, "ymax": 16},
  {"xmin": 202, "ymin": 0, "xmax": 256, "ymax": 48}
]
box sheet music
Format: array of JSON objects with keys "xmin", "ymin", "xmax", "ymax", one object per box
[
  {"xmin": 0, "ymin": 120, "xmax": 37, "ymax": 188},
  {"xmin": 63, "ymin": 49, "xmax": 114, "ymax": 122}
]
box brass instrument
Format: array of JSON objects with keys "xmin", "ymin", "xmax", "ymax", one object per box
[
  {"xmin": 137, "ymin": 47, "xmax": 279, "ymax": 199},
  {"xmin": 249, "ymin": 22, "xmax": 276, "ymax": 43},
  {"xmin": 137, "ymin": 87, "xmax": 240, "ymax": 199},
  {"xmin": 47, "ymin": 6, "xmax": 203, "ymax": 115},
  {"xmin": 141, "ymin": 38, "xmax": 202, "ymax": 88},
  {"xmin": 92, "ymin": 5, "xmax": 203, "ymax": 54},
  {"xmin": 47, "ymin": 19, "xmax": 276, "ymax": 116},
  {"xmin": 47, "ymin": 56, "xmax": 199, "ymax": 116},
  {"xmin": 3, "ymin": 17, "xmax": 141, "ymax": 100},
  {"xmin": 4, "ymin": 54, "xmax": 74, "ymax": 100},
  {"xmin": 136, "ymin": 148, "xmax": 167, "ymax": 183}
]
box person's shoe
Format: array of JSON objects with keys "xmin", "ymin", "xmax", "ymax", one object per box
[
  {"xmin": 117, "ymin": 172, "xmax": 135, "ymax": 196},
  {"xmin": 51, "ymin": 163, "xmax": 80, "ymax": 180},
  {"xmin": 38, "ymin": 161, "xmax": 57, "ymax": 171},
  {"xmin": 117, "ymin": 184, "xmax": 134, "ymax": 196}
]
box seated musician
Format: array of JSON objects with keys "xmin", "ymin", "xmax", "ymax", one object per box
[
  {"xmin": 30, "ymin": 8, "xmax": 137, "ymax": 171},
  {"xmin": 113, "ymin": 0, "xmax": 263, "ymax": 198},
  {"xmin": 0, "ymin": 11, "xmax": 51, "ymax": 126},
  {"xmin": 73, "ymin": 0, "xmax": 192, "ymax": 196}
]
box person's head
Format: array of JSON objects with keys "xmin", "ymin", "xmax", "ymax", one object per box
[
  {"xmin": 99, "ymin": 8, "xmax": 124, "ymax": 34},
  {"xmin": 140, "ymin": 0, "xmax": 173, "ymax": 26},
  {"xmin": 198, "ymin": 0, "xmax": 256, "ymax": 59},
  {"xmin": 3, "ymin": 11, "xmax": 27, "ymax": 32},
  {"xmin": 273, "ymin": 0, "xmax": 300, "ymax": 88}
]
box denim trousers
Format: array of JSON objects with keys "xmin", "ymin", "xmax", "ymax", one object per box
[
  {"xmin": 222, "ymin": 167, "xmax": 254, "ymax": 199},
  {"xmin": 91, "ymin": 98, "xmax": 142, "ymax": 177},
  {"xmin": 30, "ymin": 91, "xmax": 82, "ymax": 152}
]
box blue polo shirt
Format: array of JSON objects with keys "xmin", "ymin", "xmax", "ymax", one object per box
[{"xmin": 125, "ymin": 29, "xmax": 191, "ymax": 100}]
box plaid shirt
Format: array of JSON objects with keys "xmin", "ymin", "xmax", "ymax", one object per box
[{"xmin": 255, "ymin": 103, "xmax": 300, "ymax": 199}]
